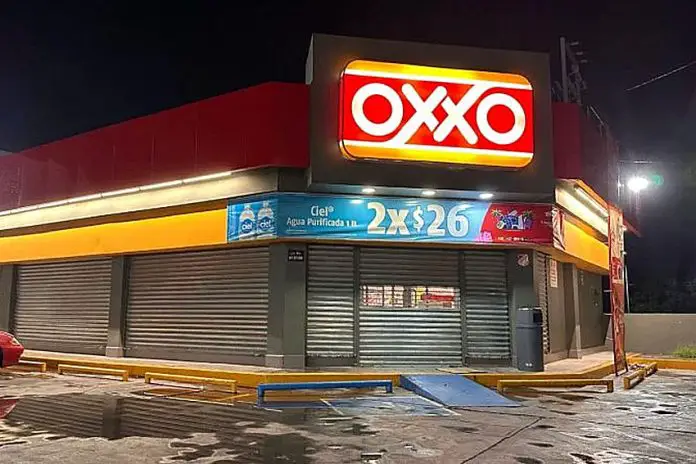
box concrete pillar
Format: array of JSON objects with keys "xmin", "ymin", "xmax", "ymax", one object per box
[
  {"xmin": 507, "ymin": 250, "xmax": 538, "ymax": 367},
  {"xmin": 0, "ymin": 265, "xmax": 15, "ymax": 332},
  {"xmin": 564, "ymin": 263, "xmax": 583, "ymax": 358},
  {"xmin": 266, "ymin": 243, "xmax": 307, "ymax": 369},
  {"xmin": 106, "ymin": 257, "xmax": 128, "ymax": 358}
]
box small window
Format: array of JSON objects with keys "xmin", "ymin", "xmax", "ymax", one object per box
[{"xmin": 360, "ymin": 284, "xmax": 459, "ymax": 310}]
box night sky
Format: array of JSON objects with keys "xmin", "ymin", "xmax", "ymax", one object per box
[{"xmin": 0, "ymin": 2, "xmax": 695, "ymax": 290}]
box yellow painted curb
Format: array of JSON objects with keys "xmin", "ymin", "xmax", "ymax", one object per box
[
  {"xmin": 628, "ymin": 356, "xmax": 696, "ymax": 371},
  {"xmin": 463, "ymin": 361, "xmax": 616, "ymax": 388},
  {"xmin": 57, "ymin": 364, "xmax": 129, "ymax": 381},
  {"xmin": 144, "ymin": 372, "xmax": 238, "ymax": 392},
  {"xmin": 623, "ymin": 369, "xmax": 645, "ymax": 390},
  {"xmin": 8, "ymin": 360, "xmax": 47, "ymax": 373},
  {"xmin": 498, "ymin": 378, "xmax": 614, "ymax": 393},
  {"xmin": 22, "ymin": 355, "xmax": 401, "ymax": 389}
]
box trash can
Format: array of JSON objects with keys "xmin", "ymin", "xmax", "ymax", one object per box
[{"xmin": 516, "ymin": 307, "xmax": 544, "ymax": 372}]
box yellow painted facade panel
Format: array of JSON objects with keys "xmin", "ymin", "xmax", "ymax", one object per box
[
  {"xmin": 0, "ymin": 208, "xmax": 227, "ymax": 264},
  {"xmin": 561, "ymin": 220, "xmax": 609, "ymax": 271}
]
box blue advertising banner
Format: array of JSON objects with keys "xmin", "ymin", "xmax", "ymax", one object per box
[
  {"xmin": 278, "ymin": 195, "xmax": 489, "ymax": 242},
  {"xmin": 227, "ymin": 194, "xmax": 553, "ymax": 245},
  {"xmin": 227, "ymin": 198, "xmax": 278, "ymax": 241}
]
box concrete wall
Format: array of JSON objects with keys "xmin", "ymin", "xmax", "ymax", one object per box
[
  {"xmin": 545, "ymin": 262, "xmax": 609, "ymax": 361},
  {"xmin": 547, "ymin": 258, "xmax": 568, "ymax": 355},
  {"xmin": 578, "ymin": 269, "xmax": 609, "ymax": 349},
  {"xmin": 626, "ymin": 314, "xmax": 696, "ymax": 355}
]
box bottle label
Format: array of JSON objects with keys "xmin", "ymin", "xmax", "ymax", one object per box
[
  {"xmin": 239, "ymin": 218, "xmax": 255, "ymax": 235},
  {"xmin": 257, "ymin": 216, "xmax": 274, "ymax": 234}
]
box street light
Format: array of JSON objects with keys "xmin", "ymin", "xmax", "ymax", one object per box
[{"xmin": 626, "ymin": 176, "xmax": 650, "ymax": 193}]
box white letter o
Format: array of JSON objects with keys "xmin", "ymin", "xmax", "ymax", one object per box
[
  {"xmin": 476, "ymin": 93, "xmax": 526, "ymax": 146},
  {"xmin": 351, "ymin": 83, "xmax": 403, "ymax": 137}
]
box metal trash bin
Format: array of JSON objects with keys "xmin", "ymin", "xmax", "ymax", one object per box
[{"xmin": 516, "ymin": 307, "xmax": 544, "ymax": 372}]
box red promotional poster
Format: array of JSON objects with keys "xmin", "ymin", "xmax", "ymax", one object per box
[
  {"xmin": 479, "ymin": 203, "xmax": 554, "ymax": 245},
  {"xmin": 609, "ymin": 204, "xmax": 628, "ymax": 374}
]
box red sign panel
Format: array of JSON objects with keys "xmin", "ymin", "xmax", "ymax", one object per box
[
  {"xmin": 339, "ymin": 60, "xmax": 534, "ymax": 168},
  {"xmin": 479, "ymin": 203, "xmax": 554, "ymax": 244},
  {"xmin": 609, "ymin": 204, "xmax": 628, "ymax": 374}
]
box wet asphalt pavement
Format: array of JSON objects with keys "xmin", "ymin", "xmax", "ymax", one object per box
[{"xmin": 0, "ymin": 368, "xmax": 695, "ymax": 463}]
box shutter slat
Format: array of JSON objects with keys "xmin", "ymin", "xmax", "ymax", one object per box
[
  {"xmin": 306, "ymin": 245, "xmax": 355, "ymax": 358},
  {"xmin": 125, "ymin": 247, "xmax": 269, "ymax": 360},
  {"xmin": 13, "ymin": 259, "xmax": 111, "ymax": 354},
  {"xmin": 464, "ymin": 251, "xmax": 511, "ymax": 360},
  {"xmin": 536, "ymin": 252, "xmax": 551, "ymax": 354},
  {"xmin": 358, "ymin": 247, "xmax": 461, "ymax": 366}
]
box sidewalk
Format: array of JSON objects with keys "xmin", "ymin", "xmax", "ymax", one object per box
[
  {"xmin": 21, "ymin": 349, "xmax": 619, "ymax": 389},
  {"xmin": 545, "ymin": 351, "xmax": 615, "ymax": 372}
]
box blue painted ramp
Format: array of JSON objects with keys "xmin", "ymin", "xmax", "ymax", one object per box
[{"xmin": 400, "ymin": 374, "xmax": 519, "ymax": 407}]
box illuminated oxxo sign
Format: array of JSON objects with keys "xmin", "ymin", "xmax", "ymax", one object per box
[{"xmin": 339, "ymin": 60, "xmax": 534, "ymax": 168}]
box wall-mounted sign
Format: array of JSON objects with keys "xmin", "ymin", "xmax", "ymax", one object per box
[
  {"xmin": 517, "ymin": 253, "xmax": 530, "ymax": 267},
  {"xmin": 549, "ymin": 258, "xmax": 558, "ymax": 288},
  {"xmin": 608, "ymin": 204, "xmax": 627, "ymax": 374},
  {"xmin": 287, "ymin": 250, "xmax": 305, "ymax": 262},
  {"xmin": 339, "ymin": 60, "xmax": 534, "ymax": 168},
  {"xmin": 227, "ymin": 194, "xmax": 553, "ymax": 245}
]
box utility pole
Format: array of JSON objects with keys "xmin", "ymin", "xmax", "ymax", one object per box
[{"xmin": 559, "ymin": 37, "xmax": 587, "ymax": 104}]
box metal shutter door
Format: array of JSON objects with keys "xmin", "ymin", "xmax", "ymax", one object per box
[
  {"xmin": 535, "ymin": 252, "xmax": 551, "ymax": 354},
  {"xmin": 358, "ymin": 247, "xmax": 462, "ymax": 366},
  {"xmin": 306, "ymin": 245, "xmax": 355, "ymax": 358},
  {"xmin": 463, "ymin": 251, "xmax": 511, "ymax": 361},
  {"xmin": 14, "ymin": 260, "xmax": 111, "ymax": 354},
  {"xmin": 125, "ymin": 247, "xmax": 269, "ymax": 363}
]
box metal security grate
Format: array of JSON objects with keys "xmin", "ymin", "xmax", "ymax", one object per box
[
  {"xmin": 463, "ymin": 251, "xmax": 511, "ymax": 361},
  {"xmin": 125, "ymin": 247, "xmax": 269, "ymax": 362},
  {"xmin": 358, "ymin": 247, "xmax": 462, "ymax": 366},
  {"xmin": 535, "ymin": 252, "xmax": 551, "ymax": 354},
  {"xmin": 14, "ymin": 259, "xmax": 112, "ymax": 354},
  {"xmin": 306, "ymin": 245, "xmax": 355, "ymax": 358}
]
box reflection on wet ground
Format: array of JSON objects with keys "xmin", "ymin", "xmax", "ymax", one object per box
[
  {"xmin": 0, "ymin": 390, "xmax": 453, "ymax": 462},
  {"xmin": 1, "ymin": 369, "xmax": 696, "ymax": 463},
  {"xmin": 0, "ymin": 393, "xmax": 325, "ymax": 462}
]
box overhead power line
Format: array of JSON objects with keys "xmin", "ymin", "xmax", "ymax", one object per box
[{"xmin": 626, "ymin": 59, "xmax": 696, "ymax": 91}]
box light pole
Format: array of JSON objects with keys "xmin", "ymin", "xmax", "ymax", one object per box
[{"xmin": 617, "ymin": 161, "xmax": 661, "ymax": 314}]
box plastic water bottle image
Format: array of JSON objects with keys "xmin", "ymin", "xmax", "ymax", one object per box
[
  {"xmin": 256, "ymin": 201, "xmax": 275, "ymax": 238},
  {"xmin": 238, "ymin": 204, "xmax": 256, "ymax": 240}
]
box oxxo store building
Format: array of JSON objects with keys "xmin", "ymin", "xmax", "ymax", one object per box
[{"xmin": 0, "ymin": 35, "xmax": 612, "ymax": 368}]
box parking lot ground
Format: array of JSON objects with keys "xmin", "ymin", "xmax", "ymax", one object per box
[{"xmin": 0, "ymin": 369, "xmax": 695, "ymax": 463}]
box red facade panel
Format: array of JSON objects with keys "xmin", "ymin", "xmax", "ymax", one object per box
[
  {"xmin": 552, "ymin": 102, "xmax": 618, "ymax": 201},
  {"xmin": 552, "ymin": 102, "xmax": 582, "ymax": 179},
  {"xmin": 0, "ymin": 82, "xmax": 309, "ymax": 211}
]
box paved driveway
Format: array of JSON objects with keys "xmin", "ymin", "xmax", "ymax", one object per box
[{"xmin": 0, "ymin": 368, "xmax": 694, "ymax": 463}]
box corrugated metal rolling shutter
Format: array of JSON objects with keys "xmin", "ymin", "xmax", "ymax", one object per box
[
  {"xmin": 536, "ymin": 252, "xmax": 551, "ymax": 354},
  {"xmin": 358, "ymin": 247, "xmax": 462, "ymax": 366},
  {"xmin": 13, "ymin": 260, "xmax": 111, "ymax": 354},
  {"xmin": 125, "ymin": 247, "xmax": 269, "ymax": 362},
  {"xmin": 306, "ymin": 245, "xmax": 355, "ymax": 358},
  {"xmin": 463, "ymin": 251, "xmax": 510, "ymax": 360}
]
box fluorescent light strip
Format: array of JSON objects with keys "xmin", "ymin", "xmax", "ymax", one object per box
[
  {"xmin": 0, "ymin": 170, "xmax": 234, "ymax": 217},
  {"xmin": 343, "ymin": 140, "xmax": 534, "ymax": 158},
  {"xmin": 101, "ymin": 187, "xmax": 141, "ymax": 198},
  {"xmin": 183, "ymin": 171, "xmax": 233, "ymax": 184},
  {"xmin": 343, "ymin": 68, "xmax": 533, "ymax": 90},
  {"xmin": 573, "ymin": 187, "xmax": 609, "ymax": 218}
]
